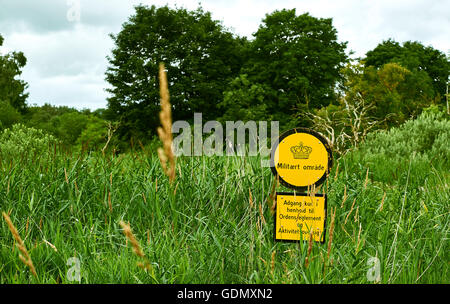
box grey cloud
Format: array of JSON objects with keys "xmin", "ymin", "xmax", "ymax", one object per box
[
  {"xmin": 0, "ymin": 0, "xmax": 139, "ymax": 34},
  {"xmin": 0, "ymin": 0, "xmax": 75, "ymax": 33}
]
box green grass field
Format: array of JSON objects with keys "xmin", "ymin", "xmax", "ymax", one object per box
[{"xmin": 0, "ymin": 112, "xmax": 448, "ymax": 284}]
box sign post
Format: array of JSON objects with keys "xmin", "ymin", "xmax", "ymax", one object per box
[{"xmin": 270, "ymin": 128, "xmax": 332, "ymax": 243}]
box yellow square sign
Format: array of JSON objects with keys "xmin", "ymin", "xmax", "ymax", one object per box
[{"xmin": 274, "ymin": 192, "xmax": 327, "ymax": 243}]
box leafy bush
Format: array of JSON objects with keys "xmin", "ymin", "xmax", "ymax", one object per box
[
  {"xmin": 76, "ymin": 116, "xmax": 108, "ymax": 152},
  {"xmin": 0, "ymin": 100, "xmax": 21, "ymax": 131},
  {"xmin": 55, "ymin": 112, "xmax": 90, "ymax": 145},
  {"xmin": 345, "ymin": 110, "xmax": 449, "ymax": 183},
  {"xmin": 0, "ymin": 123, "xmax": 58, "ymax": 161}
]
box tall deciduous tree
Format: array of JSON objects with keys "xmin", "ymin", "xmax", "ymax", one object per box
[
  {"xmin": 220, "ymin": 9, "xmax": 348, "ymax": 129},
  {"xmin": 0, "ymin": 34, "xmax": 29, "ymax": 113},
  {"xmin": 364, "ymin": 39, "xmax": 450, "ymax": 101},
  {"xmin": 338, "ymin": 61, "xmax": 428, "ymax": 126},
  {"xmin": 105, "ymin": 5, "xmax": 247, "ymax": 140}
]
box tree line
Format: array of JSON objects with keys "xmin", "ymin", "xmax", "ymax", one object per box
[{"xmin": 1, "ymin": 5, "xmax": 449, "ymax": 153}]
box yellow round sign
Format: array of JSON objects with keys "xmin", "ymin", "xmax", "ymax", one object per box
[{"xmin": 270, "ymin": 128, "xmax": 333, "ymax": 190}]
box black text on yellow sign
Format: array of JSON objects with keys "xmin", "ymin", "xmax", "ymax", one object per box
[
  {"xmin": 271, "ymin": 128, "xmax": 333, "ymax": 191},
  {"xmin": 274, "ymin": 192, "xmax": 327, "ymax": 243}
]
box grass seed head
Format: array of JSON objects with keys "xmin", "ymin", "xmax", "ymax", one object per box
[
  {"xmin": 119, "ymin": 220, "xmax": 145, "ymax": 258},
  {"xmin": 327, "ymin": 207, "xmax": 336, "ymax": 260},
  {"xmin": 2, "ymin": 212, "xmax": 37, "ymax": 277},
  {"xmin": 157, "ymin": 63, "xmax": 176, "ymax": 183}
]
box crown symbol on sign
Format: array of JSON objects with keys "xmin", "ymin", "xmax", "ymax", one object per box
[{"xmin": 290, "ymin": 142, "xmax": 312, "ymax": 159}]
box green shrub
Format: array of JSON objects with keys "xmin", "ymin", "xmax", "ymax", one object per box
[
  {"xmin": 76, "ymin": 116, "xmax": 108, "ymax": 152},
  {"xmin": 0, "ymin": 100, "xmax": 21, "ymax": 131},
  {"xmin": 345, "ymin": 110, "xmax": 449, "ymax": 184},
  {"xmin": 0, "ymin": 123, "xmax": 58, "ymax": 161}
]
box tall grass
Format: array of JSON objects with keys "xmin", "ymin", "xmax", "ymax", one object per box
[{"xmin": 0, "ymin": 112, "xmax": 448, "ymax": 283}]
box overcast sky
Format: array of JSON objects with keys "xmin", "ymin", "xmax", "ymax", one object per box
[{"xmin": 0, "ymin": 0, "xmax": 449, "ymax": 110}]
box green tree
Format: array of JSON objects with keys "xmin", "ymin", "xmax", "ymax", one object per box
[
  {"xmin": 55, "ymin": 112, "xmax": 90, "ymax": 145},
  {"xmin": 364, "ymin": 39, "xmax": 450, "ymax": 101},
  {"xmin": 219, "ymin": 74, "xmax": 273, "ymax": 122},
  {"xmin": 220, "ymin": 9, "xmax": 347, "ymax": 128},
  {"xmin": 76, "ymin": 116, "xmax": 112, "ymax": 152},
  {"xmin": 0, "ymin": 34, "xmax": 29, "ymax": 113},
  {"xmin": 341, "ymin": 61, "xmax": 434, "ymax": 125},
  {"xmin": 304, "ymin": 60, "xmax": 436, "ymax": 153},
  {"xmin": 0, "ymin": 100, "xmax": 21, "ymax": 131},
  {"xmin": 105, "ymin": 5, "xmax": 247, "ymax": 140},
  {"xmin": 25, "ymin": 103, "xmax": 78, "ymax": 137}
]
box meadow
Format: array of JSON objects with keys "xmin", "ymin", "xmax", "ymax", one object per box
[{"xmin": 0, "ymin": 111, "xmax": 448, "ymax": 284}]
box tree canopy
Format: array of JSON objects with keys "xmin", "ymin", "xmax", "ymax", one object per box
[
  {"xmin": 105, "ymin": 7, "xmax": 349, "ymax": 137},
  {"xmin": 0, "ymin": 34, "xmax": 29, "ymax": 113},
  {"xmin": 219, "ymin": 9, "xmax": 349, "ymax": 129},
  {"xmin": 364, "ymin": 39, "xmax": 449, "ymax": 101},
  {"xmin": 105, "ymin": 5, "xmax": 247, "ymax": 140}
]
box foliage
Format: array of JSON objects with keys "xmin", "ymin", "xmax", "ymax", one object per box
[
  {"xmin": 0, "ymin": 34, "xmax": 29, "ymax": 113},
  {"xmin": 220, "ymin": 9, "xmax": 348, "ymax": 129},
  {"xmin": 304, "ymin": 60, "xmax": 442, "ymax": 155},
  {"xmin": 346, "ymin": 109, "xmax": 450, "ymax": 183},
  {"xmin": 219, "ymin": 74, "xmax": 273, "ymax": 122},
  {"xmin": 0, "ymin": 100, "xmax": 22, "ymax": 130},
  {"xmin": 364, "ymin": 39, "xmax": 450, "ymax": 102},
  {"xmin": 0, "ymin": 124, "xmax": 57, "ymax": 161},
  {"xmin": 76, "ymin": 117, "xmax": 119, "ymax": 153},
  {"xmin": 340, "ymin": 61, "xmax": 434, "ymax": 126},
  {"xmin": 25, "ymin": 104, "xmax": 79, "ymax": 136},
  {"xmin": 303, "ymin": 99, "xmax": 379, "ymax": 155},
  {"xmin": 105, "ymin": 5, "xmax": 247, "ymax": 140},
  {"xmin": 54, "ymin": 112, "xmax": 90, "ymax": 146}
]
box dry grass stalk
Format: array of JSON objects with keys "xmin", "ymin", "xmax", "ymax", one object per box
[
  {"xmin": 304, "ymin": 230, "xmax": 314, "ymax": 268},
  {"xmin": 379, "ymin": 192, "xmax": 386, "ymax": 212},
  {"xmin": 268, "ymin": 175, "xmax": 279, "ymax": 214},
  {"xmin": 327, "ymin": 207, "xmax": 336, "ymax": 260},
  {"xmin": 119, "ymin": 220, "xmax": 145, "ymax": 258},
  {"xmin": 119, "ymin": 220, "xmax": 152, "ymax": 271},
  {"xmin": 334, "ymin": 163, "xmax": 339, "ymax": 180},
  {"xmin": 364, "ymin": 167, "xmax": 369, "ymax": 189},
  {"xmin": 249, "ymin": 189, "xmax": 254, "ymax": 209},
  {"xmin": 2, "ymin": 212, "xmax": 37, "ymax": 277},
  {"xmin": 157, "ymin": 63, "xmax": 176, "ymax": 183},
  {"xmin": 340, "ymin": 185, "xmax": 347, "ymax": 208},
  {"xmin": 354, "ymin": 206, "xmax": 359, "ymax": 222},
  {"xmin": 355, "ymin": 223, "xmax": 363, "ymax": 254},
  {"xmin": 259, "ymin": 256, "xmax": 267, "ymax": 265},
  {"xmin": 173, "ymin": 182, "xmax": 179, "ymax": 195},
  {"xmin": 308, "ymin": 184, "xmax": 317, "ymax": 202},
  {"xmin": 43, "ymin": 239, "xmax": 58, "ymax": 252},
  {"xmin": 102, "ymin": 122, "xmax": 118, "ymax": 155},
  {"xmin": 256, "ymin": 218, "xmax": 261, "ymax": 233},
  {"xmin": 259, "ymin": 203, "xmax": 266, "ymax": 225},
  {"xmin": 64, "ymin": 167, "xmax": 69, "ymax": 184},
  {"xmin": 108, "ymin": 191, "xmax": 112, "ymax": 213},
  {"xmin": 271, "ymin": 250, "xmax": 276, "ymax": 274},
  {"xmin": 344, "ymin": 198, "xmax": 356, "ymax": 225}
]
